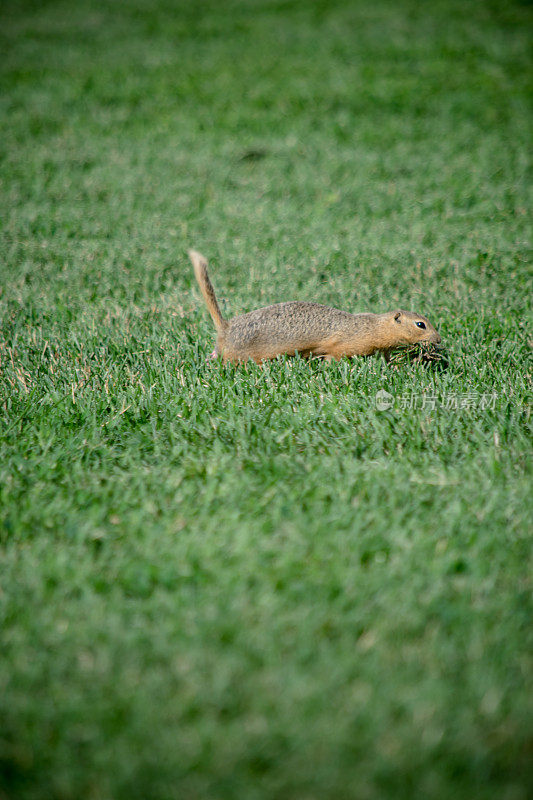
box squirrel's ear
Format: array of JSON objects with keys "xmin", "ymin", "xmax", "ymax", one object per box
[{"xmin": 394, "ymin": 311, "xmax": 402, "ymax": 322}]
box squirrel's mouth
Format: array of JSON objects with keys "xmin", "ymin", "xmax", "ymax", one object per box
[{"xmin": 422, "ymin": 333, "xmax": 442, "ymax": 345}]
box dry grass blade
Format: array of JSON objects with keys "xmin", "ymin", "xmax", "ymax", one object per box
[{"xmin": 387, "ymin": 343, "xmax": 449, "ymax": 370}]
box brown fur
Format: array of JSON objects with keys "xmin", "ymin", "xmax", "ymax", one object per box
[{"xmin": 189, "ymin": 250, "xmax": 441, "ymax": 363}]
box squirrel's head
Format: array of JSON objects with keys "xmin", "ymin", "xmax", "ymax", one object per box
[{"xmin": 390, "ymin": 310, "xmax": 441, "ymax": 346}]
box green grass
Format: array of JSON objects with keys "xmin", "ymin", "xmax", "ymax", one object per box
[{"xmin": 1, "ymin": 0, "xmax": 532, "ymax": 798}]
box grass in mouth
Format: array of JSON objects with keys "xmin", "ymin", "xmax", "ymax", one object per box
[{"xmin": 387, "ymin": 343, "xmax": 450, "ymax": 370}]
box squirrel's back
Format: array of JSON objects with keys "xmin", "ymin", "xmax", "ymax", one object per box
[{"xmin": 223, "ymin": 302, "xmax": 377, "ymax": 361}]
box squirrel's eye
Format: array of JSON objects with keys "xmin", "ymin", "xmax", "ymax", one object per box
[{"xmin": 416, "ymin": 321, "xmax": 426, "ymax": 329}]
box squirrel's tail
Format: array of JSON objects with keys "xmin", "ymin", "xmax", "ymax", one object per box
[{"xmin": 189, "ymin": 250, "xmax": 227, "ymax": 333}]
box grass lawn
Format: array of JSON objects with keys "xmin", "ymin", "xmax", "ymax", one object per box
[{"xmin": 1, "ymin": 0, "xmax": 531, "ymax": 797}]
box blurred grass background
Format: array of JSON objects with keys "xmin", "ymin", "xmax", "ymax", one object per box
[{"xmin": 0, "ymin": 1, "xmax": 531, "ymax": 798}]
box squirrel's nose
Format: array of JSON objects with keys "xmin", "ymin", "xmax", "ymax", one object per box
[{"xmin": 434, "ymin": 333, "xmax": 442, "ymax": 345}]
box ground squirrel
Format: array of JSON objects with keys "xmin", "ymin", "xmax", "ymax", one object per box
[{"xmin": 189, "ymin": 250, "xmax": 441, "ymax": 363}]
